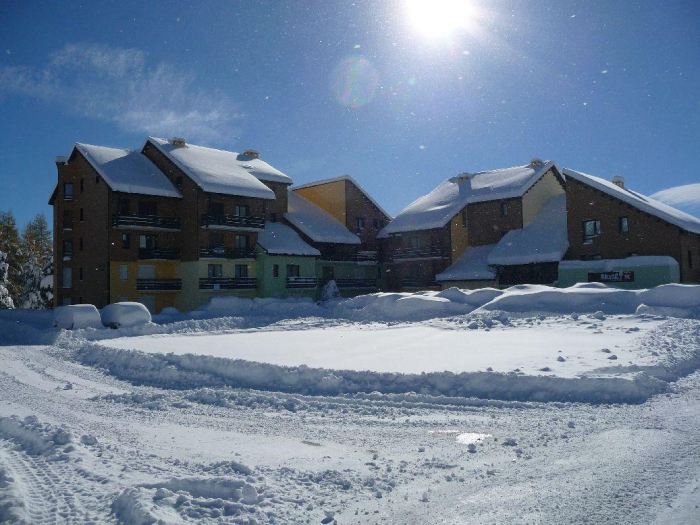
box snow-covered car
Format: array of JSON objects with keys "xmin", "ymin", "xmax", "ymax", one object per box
[
  {"xmin": 100, "ymin": 302, "xmax": 152, "ymax": 329},
  {"xmin": 52, "ymin": 304, "xmax": 103, "ymax": 330}
]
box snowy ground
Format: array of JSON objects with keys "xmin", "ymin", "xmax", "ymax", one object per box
[{"xmin": 1, "ymin": 286, "xmax": 700, "ymax": 523}]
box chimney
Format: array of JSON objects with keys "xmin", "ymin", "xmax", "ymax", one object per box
[
  {"xmin": 456, "ymin": 173, "xmax": 472, "ymax": 182},
  {"xmin": 171, "ymin": 137, "xmax": 186, "ymax": 147},
  {"xmin": 529, "ymin": 158, "xmax": 544, "ymax": 168},
  {"xmin": 612, "ymin": 175, "xmax": 625, "ymax": 189},
  {"xmin": 243, "ymin": 149, "xmax": 260, "ymax": 159},
  {"xmin": 55, "ymin": 156, "xmax": 67, "ymax": 165}
]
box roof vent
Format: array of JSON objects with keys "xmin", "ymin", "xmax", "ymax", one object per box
[
  {"xmin": 529, "ymin": 158, "xmax": 544, "ymax": 168},
  {"xmin": 456, "ymin": 173, "xmax": 472, "ymax": 182},
  {"xmin": 612, "ymin": 175, "xmax": 625, "ymax": 188},
  {"xmin": 170, "ymin": 137, "xmax": 186, "ymax": 147},
  {"xmin": 243, "ymin": 149, "xmax": 260, "ymax": 159},
  {"xmin": 55, "ymin": 156, "xmax": 67, "ymax": 165}
]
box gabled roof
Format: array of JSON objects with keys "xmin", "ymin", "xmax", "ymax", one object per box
[
  {"xmin": 257, "ymin": 222, "xmax": 320, "ymax": 256},
  {"xmin": 292, "ymin": 175, "xmax": 391, "ymax": 219},
  {"xmin": 146, "ymin": 137, "xmax": 276, "ymax": 199},
  {"xmin": 436, "ymin": 244, "xmax": 496, "ymax": 282},
  {"xmin": 378, "ymin": 161, "xmax": 557, "ymax": 238},
  {"xmin": 285, "ymin": 191, "xmax": 361, "ymax": 245},
  {"xmin": 487, "ymin": 194, "xmax": 569, "ymax": 266},
  {"xmin": 235, "ymin": 153, "xmax": 293, "ymax": 184},
  {"xmin": 563, "ymin": 168, "xmax": 700, "ymax": 235},
  {"xmin": 70, "ymin": 143, "xmax": 182, "ymax": 198}
]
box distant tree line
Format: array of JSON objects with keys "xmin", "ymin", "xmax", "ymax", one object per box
[{"xmin": 0, "ymin": 211, "xmax": 53, "ymax": 309}]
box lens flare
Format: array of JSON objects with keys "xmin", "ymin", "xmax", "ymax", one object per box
[{"xmin": 331, "ymin": 56, "xmax": 380, "ymax": 108}]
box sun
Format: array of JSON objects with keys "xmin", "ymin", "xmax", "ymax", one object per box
[{"xmin": 406, "ymin": 0, "xmax": 480, "ymax": 38}]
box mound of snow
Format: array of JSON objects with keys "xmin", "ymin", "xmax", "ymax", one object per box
[
  {"xmin": 52, "ymin": 304, "xmax": 103, "ymax": 330},
  {"xmin": 101, "ymin": 302, "xmax": 152, "ymax": 329}
]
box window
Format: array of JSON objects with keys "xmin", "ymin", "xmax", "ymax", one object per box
[
  {"xmin": 323, "ymin": 266, "xmax": 334, "ymax": 282},
  {"xmin": 139, "ymin": 234, "xmax": 157, "ymax": 250},
  {"xmin": 356, "ymin": 217, "xmax": 366, "ymax": 232},
  {"xmin": 235, "ymin": 204, "xmax": 249, "ymax": 217},
  {"xmin": 208, "ymin": 264, "xmax": 223, "ymax": 278},
  {"xmin": 80, "ymin": 178, "xmax": 84, "ymax": 193},
  {"xmin": 619, "ymin": 217, "xmax": 629, "ymax": 234},
  {"xmin": 583, "ymin": 219, "xmax": 602, "ymax": 243},
  {"xmin": 373, "ymin": 219, "xmax": 381, "ymax": 230},
  {"xmin": 286, "ymin": 264, "xmax": 300, "ymax": 277},
  {"xmin": 273, "ymin": 264, "xmax": 279, "ymax": 278},
  {"xmin": 62, "ymin": 240, "xmax": 73, "ymax": 261},
  {"xmin": 409, "ymin": 236, "xmax": 421, "ymax": 249},
  {"xmin": 118, "ymin": 199, "xmax": 130, "ymax": 215},
  {"xmin": 122, "ymin": 233, "xmax": 130, "ymax": 249},
  {"xmin": 270, "ymin": 212, "xmax": 277, "ymax": 223},
  {"xmin": 235, "ymin": 234, "xmax": 249, "ymax": 249},
  {"xmin": 63, "ymin": 182, "xmax": 74, "ymax": 201},
  {"xmin": 62, "ymin": 267, "xmax": 72, "ymax": 289},
  {"xmin": 209, "ymin": 232, "xmax": 224, "ymax": 249},
  {"xmin": 95, "ymin": 175, "xmax": 100, "ymax": 184},
  {"xmin": 63, "ymin": 210, "xmax": 74, "ymax": 230},
  {"xmin": 209, "ymin": 201, "xmax": 224, "ymax": 216},
  {"xmin": 79, "ymin": 208, "xmax": 84, "ymax": 222},
  {"xmin": 461, "ymin": 210, "xmax": 467, "ymax": 228},
  {"xmin": 235, "ymin": 264, "xmax": 248, "ymax": 278},
  {"xmin": 120, "ymin": 265, "xmax": 128, "ymax": 281},
  {"xmin": 500, "ymin": 203, "xmax": 508, "ymax": 217},
  {"xmin": 175, "ymin": 176, "xmax": 183, "ymax": 186},
  {"xmin": 689, "ymin": 249, "xmax": 694, "ymax": 269},
  {"xmin": 79, "ymin": 267, "xmax": 84, "ymax": 281},
  {"xmin": 62, "ymin": 297, "xmax": 72, "ymax": 306},
  {"xmin": 138, "ymin": 201, "xmax": 157, "ymax": 216},
  {"xmin": 79, "ymin": 237, "xmax": 83, "ymax": 251}
]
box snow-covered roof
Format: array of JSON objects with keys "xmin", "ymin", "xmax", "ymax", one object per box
[
  {"xmin": 235, "ymin": 153, "xmax": 293, "ymax": 184},
  {"xmin": 293, "ymin": 175, "xmax": 391, "ymax": 219},
  {"xmin": 285, "ymin": 191, "xmax": 361, "ymax": 245},
  {"xmin": 563, "ymin": 168, "xmax": 700, "ymax": 235},
  {"xmin": 257, "ymin": 222, "xmax": 321, "ymax": 256},
  {"xmin": 378, "ymin": 161, "xmax": 557, "ymax": 237},
  {"xmin": 559, "ymin": 256, "xmax": 679, "ymax": 270},
  {"xmin": 146, "ymin": 137, "xmax": 276, "ymax": 199},
  {"xmin": 488, "ymin": 194, "xmax": 569, "ymax": 266},
  {"xmin": 436, "ymin": 245, "xmax": 497, "ymax": 282},
  {"xmin": 72, "ymin": 143, "xmax": 182, "ymax": 198}
]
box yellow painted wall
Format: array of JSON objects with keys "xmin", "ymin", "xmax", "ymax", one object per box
[
  {"xmin": 293, "ymin": 181, "xmax": 347, "ymax": 225},
  {"xmin": 449, "ymin": 209, "xmax": 470, "ymax": 263},
  {"xmin": 522, "ymin": 170, "xmax": 564, "ymax": 225},
  {"xmin": 109, "ymin": 261, "xmax": 180, "ymax": 313}
]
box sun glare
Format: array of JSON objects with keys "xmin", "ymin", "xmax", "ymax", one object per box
[{"xmin": 406, "ymin": 0, "xmax": 480, "ymax": 38}]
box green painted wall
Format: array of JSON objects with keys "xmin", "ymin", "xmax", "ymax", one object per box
[
  {"xmin": 256, "ymin": 246, "xmax": 319, "ymax": 299},
  {"xmin": 558, "ymin": 261, "xmax": 680, "ymax": 289}
]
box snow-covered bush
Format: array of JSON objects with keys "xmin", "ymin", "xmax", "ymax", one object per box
[
  {"xmin": 52, "ymin": 304, "xmax": 103, "ymax": 330},
  {"xmin": 101, "ymin": 302, "xmax": 152, "ymax": 329},
  {"xmin": 0, "ymin": 250, "xmax": 14, "ymax": 309},
  {"xmin": 321, "ymin": 280, "xmax": 340, "ymax": 301}
]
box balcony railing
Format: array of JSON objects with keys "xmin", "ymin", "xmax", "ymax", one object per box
[
  {"xmin": 320, "ymin": 251, "xmax": 378, "ymax": 263},
  {"xmin": 286, "ymin": 277, "xmax": 318, "ymax": 289},
  {"xmin": 401, "ymin": 278, "xmax": 441, "ymax": 289},
  {"xmin": 199, "ymin": 277, "xmax": 257, "ymax": 290},
  {"xmin": 391, "ymin": 246, "xmax": 448, "ymax": 261},
  {"xmin": 335, "ymin": 278, "xmax": 378, "ymax": 289},
  {"xmin": 138, "ymin": 248, "xmax": 181, "ymax": 260},
  {"xmin": 199, "ymin": 246, "xmax": 256, "ymax": 259},
  {"xmin": 137, "ymin": 278, "xmax": 182, "ymax": 292},
  {"xmin": 201, "ymin": 214, "xmax": 265, "ymax": 230},
  {"xmin": 112, "ymin": 213, "xmax": 181, "ymax": 230}
]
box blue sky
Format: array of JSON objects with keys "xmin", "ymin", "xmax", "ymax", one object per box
[{"xmin": 1, "ymin": 0, "xmax": 699, "ymax": 227}]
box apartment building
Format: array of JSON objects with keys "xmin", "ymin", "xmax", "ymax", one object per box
[{"xmin": 379, "ymin": 159, "xmax": 566, "ymax": 290}]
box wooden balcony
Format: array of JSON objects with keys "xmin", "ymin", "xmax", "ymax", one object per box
[
  {"xmin": 201, "ymin": 214, "xmax": 265, "ymax": 231},
  {"xmin": 391, "ymin": 246, "xmax": 448, "ymax": 262},
  {"xmin": 112, "ymin": 213, "xmax": 181, "ymax": 230},
  {"xmin": 199, "ymin": 247, "xmax": 256, "ymax": 259},
  {"xmin": 138, "ymin": 248, "xmax": 181, "ymax": 260},
  {"xmin": 335, "ymin": 278, "xmax": 378, "ymax": 289},
  {"xmin": 320, "ymin": 251, "xmax": 378, "ymax": 263},
  {"xmin": 401, "ymin": 278, "xmax": 441, "ymax": 289},
  {"xmin": 286, "ymin": 277, "xmax": 318, "ymax": 289},
  {"xmin": 199, "ymin": 277, "xmax": 257, "ymax": 290},
  {"xmin": 136, "ymin": 278, "xmax": 182, "ymax": 292}
]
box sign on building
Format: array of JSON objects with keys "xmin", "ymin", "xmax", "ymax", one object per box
[{"xmin": 587, "ymin": 271, "xmax": 635, "ymax": 283}]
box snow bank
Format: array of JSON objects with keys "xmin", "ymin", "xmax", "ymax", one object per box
[
  {"xmin": 52, "ymin": 305, "xmax": 103, "ymax": 330},
  {"xmin": 101, "ymin": 302, "xmax": 152, "ymax": 329}
]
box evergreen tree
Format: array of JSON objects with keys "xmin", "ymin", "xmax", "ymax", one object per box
[
  {"xmin": 0, "ymin": 211, "xmax": 23, "ymax": 305},
  {"xmin": 39, "ymin": 257, "xmax": 54, "ymax": 309},
  {"xmin": 0, "ymin": 250, "xmax": 14, "ymax": 309},
  {"xmin": 20, "ymin": 214, "xmax": 53, "ymax": 309}
]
